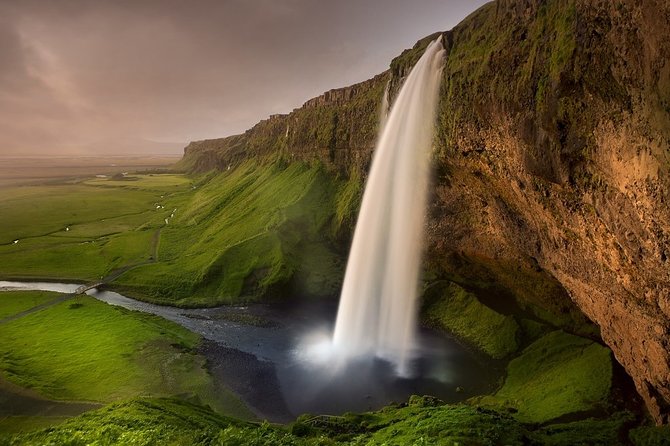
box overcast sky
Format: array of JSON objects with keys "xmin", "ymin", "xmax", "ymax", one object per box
[{"xmin": 0, "ymin": 0, "xmax": 488, "ymax": 156}]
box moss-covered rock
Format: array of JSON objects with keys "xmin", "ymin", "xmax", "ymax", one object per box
[
  {"xmin": 424, "ymin": 281, "xmax": 520, "ymax": 359},
  {"xmin": 475, "ymin": 330, "xmax": 613, "ymax": 423}
]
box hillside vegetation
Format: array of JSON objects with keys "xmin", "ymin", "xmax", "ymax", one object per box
[{"xmin": 6, "ymin": 394, "xmax": 666, "ymax": 446}]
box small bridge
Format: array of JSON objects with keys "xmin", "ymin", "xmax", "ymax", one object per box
[{"xmin": 74, "ymin": 282, "xmax": 103, "ymax": 294}]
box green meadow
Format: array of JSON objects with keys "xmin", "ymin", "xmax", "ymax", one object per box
[
  {"xmin": 0, "ymin": 291, "xmax": 250, "ymax": 427},
  {"xmin": 0, "ymin": 291, "xmax": 60, "ymax": 319},
  {"xmin": 114, "ymin": 161, "xmax": 347, "ymax": 306},
  {"xmin": 0, "ymin": 165, "xmax": 350, "ymax": 306},
  {"xmin": 0, "ymin": 174, "xmax": 193, "ymax": 282}
]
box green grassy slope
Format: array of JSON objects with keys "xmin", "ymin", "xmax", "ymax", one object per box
[
  {"xmin": 114, "ymin": 160, "xmax": 349, "ymax": 306},
  {"xmin": 474, "ymin": 330, "xmax": 613, "ymax": 423},
  {"xmin": 424, "ymin": 282, "xmax": 520, "ymax": 359},
  {"xmin": 0, "ymin": 166, "xmax": 354, "ymax": 306},
  {"xmin": 0, "ymin": 292, "xmax": 249, "ymax": 418}
]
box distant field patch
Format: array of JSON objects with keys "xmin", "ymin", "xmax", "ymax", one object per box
[
  {"xmin": 83, "ymin": 174, "xmax": 191, "ymax": 190},
  {"xmin": 0, "ymin": 175, "xmax": 193, "ymax": 281}
]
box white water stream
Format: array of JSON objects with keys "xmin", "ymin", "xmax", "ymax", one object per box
[{"xmin": 332, "ymin": 37, "xmax": 446, "ymax": 375}]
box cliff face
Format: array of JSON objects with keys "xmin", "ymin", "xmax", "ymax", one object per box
[
  {"xmin": 180, "ymin": 0, "xmax": 670, "ymax": 424},
  {"xmin": 428, "ymin": 0, "xmax": 670, "ymax": 424},
  {"xmin": 178, "ymin": 72, "xmax": 389, "ymax": 174}
]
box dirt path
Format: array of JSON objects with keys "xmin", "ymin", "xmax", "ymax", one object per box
[{"xmin": 0, "ymin": 293, "xmax": 76, "ymax": 325}]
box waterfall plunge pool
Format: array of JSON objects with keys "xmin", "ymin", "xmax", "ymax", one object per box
[{"xmin": 0, "ymin": 281, "xmax": 502, "ymax": 422}]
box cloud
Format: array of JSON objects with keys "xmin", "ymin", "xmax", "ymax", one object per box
[{"xmin": 0, "ymin": 0, "xmax": 488, "ymax": 155}]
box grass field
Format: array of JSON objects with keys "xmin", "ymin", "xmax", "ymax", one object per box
[
  {"xmin": 0, "ymin": 291, "xmax": 250, "ymax": 419},
  {"xmin": 0, "ymin": 163, "xmax": 353, "ymax": 306},
  {"xmin": 0, "ymin": 174, "xmax": 194, "ymax": 282},
  {"xmin": 0, "ymin": 291, "xmax": 60, "ymax": 319}
]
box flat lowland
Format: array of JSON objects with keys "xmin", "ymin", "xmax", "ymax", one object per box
[
  {"xmin": 0, "ymin": 173, "xmax": 194, "ymax": 281},
  {"xmin": 0, "ymin": 156, "xmax": 180, "ymax": 188}
]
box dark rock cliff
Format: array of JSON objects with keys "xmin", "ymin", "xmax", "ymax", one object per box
[{"xmin": 178, "ymin": 0, "xmax": 670, "ymax": 424}]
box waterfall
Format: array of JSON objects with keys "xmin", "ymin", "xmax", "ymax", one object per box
[{"xmin": 332, "ymin": 37, "xmax": 446, "ymax": 376}]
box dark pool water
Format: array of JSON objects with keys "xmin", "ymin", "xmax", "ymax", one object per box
[{"xmin": 0, "ymin": 281, "xmax": 502, "ymax": 422}]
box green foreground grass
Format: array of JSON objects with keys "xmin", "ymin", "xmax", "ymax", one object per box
[
  {"xmin": 0, "ymin": 291, "xmax": 60, "ymax": 319},
  {"xmin": 0, "ymin": 292, "xmax": 249, "ymax": 419},
  {"xmin": 4, "ymin": 395, "xmax": 659, "ymax": 446}
]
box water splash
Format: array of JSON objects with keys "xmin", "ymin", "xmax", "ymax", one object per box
[{"xmin": 332, "ymin": 37, "xmax": 446, "ymax": 376}]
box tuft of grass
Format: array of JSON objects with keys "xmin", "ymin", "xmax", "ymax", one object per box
[
  {"xmin": 357, "ymin": 402, "xmax": 529, "ymax": 445},
  {"xmin": 423, "ymin": 282, "xmax": 520, "ymax": 359},
  {"xmin": 475, "ymin": 330, "xmax": 613, "ymax": 423},
  {"xmin": 629, "ymin": 424, "xmax": 670, "ymax": 446}
]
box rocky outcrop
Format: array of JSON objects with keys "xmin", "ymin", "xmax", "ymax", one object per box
[
  {"xmin": 178, "ymin": 73, "xmax": 389, "ymax": 174},
  {"xmin": 179, "ymin": 0, "xmax": 670, "ymax": 424}
]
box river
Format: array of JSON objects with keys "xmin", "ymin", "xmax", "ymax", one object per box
[{"xmin": 0, "ymin": 281, "xmax": 501, "ymax": 422}]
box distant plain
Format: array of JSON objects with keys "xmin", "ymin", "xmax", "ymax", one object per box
[{"xmin": 0, "ymin": 156, "xmax": 180, "ymax": 188}]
